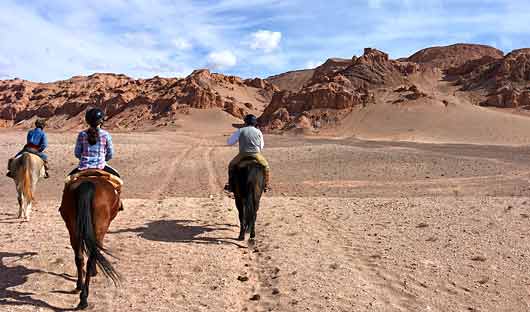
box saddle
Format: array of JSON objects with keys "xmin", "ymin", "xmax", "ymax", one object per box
[
  {"xmin": 65, "ymin": 169, "xmax": 123, "ymax": 191},
  {"xmin": 237, "ymin": 156, "xmax": 262, "ymax": 169}
]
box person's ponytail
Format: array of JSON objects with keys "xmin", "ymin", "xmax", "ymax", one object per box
[{"xmin": 87, "ymin": 127, "xmax": 99, "ymax": 145}]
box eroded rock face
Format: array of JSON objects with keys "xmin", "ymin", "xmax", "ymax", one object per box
[
  {"xmin": 449, "ymin": 49, "xmax": 530, "ymax": 108},
  {"xmin": 0, "ymin": 70, "xmax": 273, "ymax": 128},
  {"xmin": 310, "ymin": 58, "xmax": 354, "ymax": 84},
  {"xmin": 407, "ymin": 43, "xmax": 504, "ymax": 70},
  {"xmin": 266, "ymin": 69, "xmax": 315, "ymax": 92},
  {"xmin": 260, "ymin": 48, "xmax": 416, "ymax": 131}
]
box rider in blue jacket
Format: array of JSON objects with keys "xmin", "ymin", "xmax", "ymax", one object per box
[{"xmin": 6, "ymin": 119, "xmax": 50, "ymax": 178}]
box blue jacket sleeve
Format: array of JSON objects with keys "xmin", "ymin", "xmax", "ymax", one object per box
[
  {"xmin": 74, "ymin": 133, "xmax": 82, "ymax": 159},
  {"xmin": 105, "ymin": 134, "xmax": 114, "ymax": 161},
  {"xmin": 39, "ymin": 132, "xmax": 48, "ymax": 152}
]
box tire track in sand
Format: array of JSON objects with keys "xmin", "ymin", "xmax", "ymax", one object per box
[
  {"xmin": 150, "ymin": 146, "xmax": 194, "ymax": 200},
  {"xmin": 204, "ymin": 146, "xmax": 224, "ymax": 195}
]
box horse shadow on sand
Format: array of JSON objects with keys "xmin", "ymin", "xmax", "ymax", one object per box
[
  {"xmin": 111, "ymin": 219, "xmax": 246, "ymax": 248},
  {"xmin": 0, "ymin": 251, "xmax": 78, "ymax": 311},
  {"xmin": 0, "ymin": 212, "xmax": 22, "ymax": 224}
]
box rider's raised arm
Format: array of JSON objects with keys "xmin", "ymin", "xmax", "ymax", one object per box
[{"xmin": 227, "ymin": 129, "xmax": 240, "ymax": 146}]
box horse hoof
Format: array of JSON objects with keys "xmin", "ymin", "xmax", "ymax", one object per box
[
  {"xmin": 77, "ymin": 301, "xmax": 88, "ymax": 310},
  {"xmin": 89, "ymin": 270, "xmax": 97, "ymax": 277},
  {"xmin": 237, "ymin": 235, "xmax": 245, "ymax": 241}
]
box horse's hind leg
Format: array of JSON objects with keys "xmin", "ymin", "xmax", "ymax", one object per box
[
  {"xmin": 71, "ymin": 238, "xmax": 84, "ymax": 291},
  {"xmin": 235, "ymin": 198, "xmax": 245, "ymax": 241},
  {"xmin": 249, "ymin": 220, "xmax": 256, "ymax": 239},
  {"xmin": 17, "ymin": 193, "xmax": 23, "ymax": 219},
  {"xmin": 25, "ymin": 201, "xmax": 32, "ymax": 221},
  {"xmin": 78, "ymin": 256, "xmax": 93, "ymax": 309},
  {"xmin": 249, "ymin": 196, "xmax": 261, "ymax": 239}
]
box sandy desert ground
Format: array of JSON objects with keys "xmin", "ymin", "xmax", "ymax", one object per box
[{"xmin": 1, "ymin": 122, "xmax": 530, "ymax": 311}]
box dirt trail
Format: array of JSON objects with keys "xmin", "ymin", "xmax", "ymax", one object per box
[{"xmin": 2, "ymin": 130, "xmax": 530, "ymax": 311}]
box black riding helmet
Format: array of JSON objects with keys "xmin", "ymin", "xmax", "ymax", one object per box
[
  {"xmin": 85, "ymin": 108, "xmax": 105, "ymax": 127},
  {"xmin": 244, "ymin": 114, "xmax": 258, "ymax": 126},
  {"xmin": 35, "ymin": 119, "xmax": 46, "ymax": 129}
]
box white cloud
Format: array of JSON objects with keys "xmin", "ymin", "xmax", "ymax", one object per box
[
  {"xmin": 305, "ymin": 60, "xmax": 322, "ymax": 69},
  {"xmin": 173, "ymin": 38, "xmax": 192, "ymax": 50},
  {"xmin": 1, "ymin": 0, "xmax": 530, "ymax": 81},
  {"xmin": 207, "ymin": 50, "xmax": 237, "ymax": 69},
  {"xmin": 249, "ymin": 30, "xmax": 282, "ymax": 52}
]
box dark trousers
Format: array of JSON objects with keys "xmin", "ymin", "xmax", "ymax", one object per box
[{"xmin": 69, "ymin": 166, "xmax": 121, "ymax": 177}]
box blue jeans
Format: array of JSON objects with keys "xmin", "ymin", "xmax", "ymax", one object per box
[
  {"xmin": 69, "ymin": 166, "xmax": 120, "ymax": 177},
  {"xmin": 15, "ymin": 147, "xmax": 48, "ymax": 161}
]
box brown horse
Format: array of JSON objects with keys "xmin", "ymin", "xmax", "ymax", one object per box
[
  {"xmin": 233, "ymin": 158, "xmax": 265, "ymax": 241},
  {"xmin": 59, "ymin": 176, "xmax": 122, "ymax": 310}
]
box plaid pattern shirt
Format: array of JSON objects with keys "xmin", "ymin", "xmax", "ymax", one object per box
[{"xmin": 74, "ymin": 129, "xmax": 114, "ymax": 170}]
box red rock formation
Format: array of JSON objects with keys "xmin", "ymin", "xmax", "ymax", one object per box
[
  {"xmin": 260, "ymin": 48, "xmax": 417, "ymax": 130},
  {"xmin": 266, "ymin": 69, "xmax": 314, "ymax": 92},
  {"xmin": 0, "ymin": 70, "xmax": 273, "ymax": 129},
  {"xmin": 407, "ymin": 43, "xmax": 504, "ymax": 70},
  {"xmin": 310, "ymin": 58, "xmax": 353, "ymax": 84},
  {"xmin": 450, "ymin": 49, "xmax": 530, "ymax": 108}
]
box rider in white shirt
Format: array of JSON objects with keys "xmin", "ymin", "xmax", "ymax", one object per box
[{"xmin": 225, "ymin": 114, "xmax": 270, "ymax": 192}]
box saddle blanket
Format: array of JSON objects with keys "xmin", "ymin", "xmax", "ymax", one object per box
[{"xmin": 65, "ymin": 169, "xmax": 123, "ymax": 190}]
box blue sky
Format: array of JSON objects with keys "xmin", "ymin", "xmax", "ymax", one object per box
[{"xmin": 0, "ymin": 0, "xmax": 529, "ymax": 82}]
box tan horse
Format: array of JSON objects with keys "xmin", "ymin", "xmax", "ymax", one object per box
[{"xmin": 10, "ymin": 153, "xmax": 45, "ymax": 221}]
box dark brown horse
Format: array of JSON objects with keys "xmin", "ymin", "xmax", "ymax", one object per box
[
  {"xmin": 233, "ymin": 158, "xmax": 265, "ymax": 241},
  {"xmin": 59, "ymin": 177, "xmax": 121, "ymax": 309}
]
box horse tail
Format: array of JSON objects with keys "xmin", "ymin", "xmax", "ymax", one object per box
[
  {"xmin": 245, "ymin": 187, "xmax": 255, "ymax": 233},
  {"xmin": 244, "ymin": 165, "xmax": 262, "ymax": 233},
  {"xmin": 76, "ymin": 181, "xmax": 121, "ymax": 286},
  {"xmin": 20, "ymin": 154, "xmax": 33, "ymax": 203}
]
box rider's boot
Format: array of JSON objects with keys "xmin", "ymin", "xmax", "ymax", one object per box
[
  {"xmin": 117, "ymin": 186, "xmax": 124, "ymax": 211},
  {"xmin": 224, "ymin": 169, "xmax": 234, "ymax": 193},
  {"xmin": 6, "ymin": 158, "xmax": 14, "ymax": 179},
  {"xmin": 43, "ymin": 160, "xmax": 50, "ymax": 179}
]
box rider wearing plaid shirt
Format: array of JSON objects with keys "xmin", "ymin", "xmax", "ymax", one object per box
[
  {"xmin": 69, "ymin": 108, "xmax": 120, "ymax": 177},
  {"xmin": 74, "ymin": 129, "xmax": 113, "ymax": 170}
]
